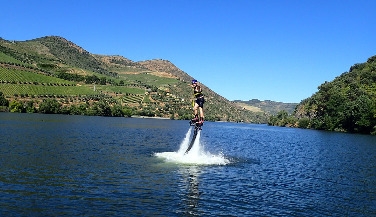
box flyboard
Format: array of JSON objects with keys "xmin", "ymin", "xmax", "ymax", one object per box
[{"xmin": 185, "ymin": 119, "xmax": 202, "ymax": 154}]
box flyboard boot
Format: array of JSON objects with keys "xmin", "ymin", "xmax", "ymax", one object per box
[
  {"xmin": 189, "ymin": 114, "xmax": 199, "ymax": 126},
  {"xmin": 197, "ymin": 117, "xmax": 204, "ymax": 128}
]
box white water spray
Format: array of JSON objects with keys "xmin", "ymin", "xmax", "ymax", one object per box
[
  {"xmin": 155, "ymin": 128, "xmax": 230, "ymax": 165},
  {"xmin": 177, "ymin": 127, "xmax": 193, "ymax": 154}
]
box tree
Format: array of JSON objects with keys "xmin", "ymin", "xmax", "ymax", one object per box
[
  {"xmin": 122, "ymin": 107, "xmax": 133, "ymax": 117},
  {"xmin": 0, "ymin": 92, "xmax": 9, "ymax": 107},
  {"xmin": 88, "ymin": 100, "xmax": 112, "ymax": 116},
  {"xmin": 292, "ymin": 54, "xmax": 376, "ymax": 134},
  {"xmin": 85, "ymin": 75, "xmax": 100, "ymax": 84},
  {"xmin": 25, "ymin": 101, "xmax": 36, "ymax": 113},
  {"xmin": 69, "ymin": 104, "xmax": 88, "ymax": 115},
  {"xmin": 9, "ymin": 100, "xmax": 24, "ymax": 113},
  {"xmin": 39, "ymin": 99, "xmax": 62, "ymax": 114},
  {"xmin": 100, "ymin": 77, "xmax": 107, "ymax": 85},
  {"xmin": 344, "ymin": 94, "xmax": 375, "ymax": 133},
  {"xmin": 111, "ymin": 104, "xmax": 124, "ymax": 117},
  {"xmin": 297, "ymin": 117, "xmax": 310, "ymax": 128}
]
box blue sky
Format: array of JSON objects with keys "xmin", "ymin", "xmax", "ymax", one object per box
[{"xmin": 1, "ymin": 0, "xmax": 375, "ymax": 103}]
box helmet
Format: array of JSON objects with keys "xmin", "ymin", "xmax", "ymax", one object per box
[{"xmin": 192, "ymin": 79, "xmax": 198, "ymax": 84}]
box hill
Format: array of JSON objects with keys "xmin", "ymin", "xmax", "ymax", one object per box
[
  {"xmin": 0, "ymin": 36, "xmax": 268, "ymax": 123},
  {"xmin": 268, "ymin": 55, "xmax": 376, "ymax": 135},
  {"xmin": 233, "ymin": 99, "xmax": 298, "ymax": 115}
]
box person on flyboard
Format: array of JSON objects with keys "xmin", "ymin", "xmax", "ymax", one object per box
[{"xmin": 191, "ymin": 79, "xmax": 205, "ymax": 127}]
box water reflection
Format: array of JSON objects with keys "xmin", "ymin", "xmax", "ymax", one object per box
[{"xmin": 179, "ymin": 166, "xmax": 202, "ymax": 216}]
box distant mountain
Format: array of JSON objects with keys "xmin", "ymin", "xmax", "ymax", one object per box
[
  {"xmin": 233, "ymin": 99, "xmax": 298, "ymax": 115},
  {"xmin": 0, "ymin": 36, "xmax": 268, "ymax": 123}
]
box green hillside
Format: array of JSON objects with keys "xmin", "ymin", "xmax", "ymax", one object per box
[
  {"xmin": 233, "ymin": 99, "xmax": 298, "ymax": 115},
  {"xmin": 0, "ymin": 36, "xmax": 267, "ymax": 122},
  {"xmin": 268, "ymin": 55, "xmax": 376, "ymax": 135}
]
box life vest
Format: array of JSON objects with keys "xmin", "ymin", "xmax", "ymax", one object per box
[{"xmin": 193, "ymin": 86, "xmax": 203, "ymax": 98}]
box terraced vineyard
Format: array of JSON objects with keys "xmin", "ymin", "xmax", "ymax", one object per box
[
  {"xmin": 0, "ymin": 84, "xmax": 94, "ymax": 96},
  {"xmin": 0, "ymin": 64, "xmax": 148, "ymax": 98},
  {"xmin": 94, "ymin": 85, "xmax": 145, "ymax": 95},
  {"xmin": 0, "ymin": 52, "xmax": 23, "ymax": 64},
  {"xmin": 122, "ymin": 73, "xmax": 179, "ymax": 87},
  {"xmin": 0, "ymin": 66, "xmax": 94, "ymax": 96},
  {"xmin": 0, "ymin": 67, "xmax": 74, "ymax": 85},
  {"xmin": 121, "ymin": 94, "xmax": 144, "ymax": 104}
]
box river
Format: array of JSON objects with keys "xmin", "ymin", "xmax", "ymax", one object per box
[{"xmin": 0, "ymin": 113, "xmax": 375, "ymax": 216}]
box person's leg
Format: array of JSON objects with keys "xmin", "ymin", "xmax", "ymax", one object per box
[
  {"xmin": 198, "ymin": 98, "xmax": 204, "ymax": 122},
  {"xmin": 199, "ymin": 107, "xmax": 204, "ymax": 118},
  {"xmin": 198, "ymin": 107, "xmax": 204, "ymax": 124},
  {"xmin": 192, "ymin": 103, "xmax": 199, "ymax": 121}
]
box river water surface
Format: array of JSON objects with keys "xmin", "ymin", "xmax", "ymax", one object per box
[{"xmin": 0, "ymin": 113, "xmax": 375, "ymax": 216}]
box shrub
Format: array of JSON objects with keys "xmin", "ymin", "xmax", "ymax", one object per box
[{"xmin": 298, "ymin": 118, "xmax": 310, "ymax": 129}]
